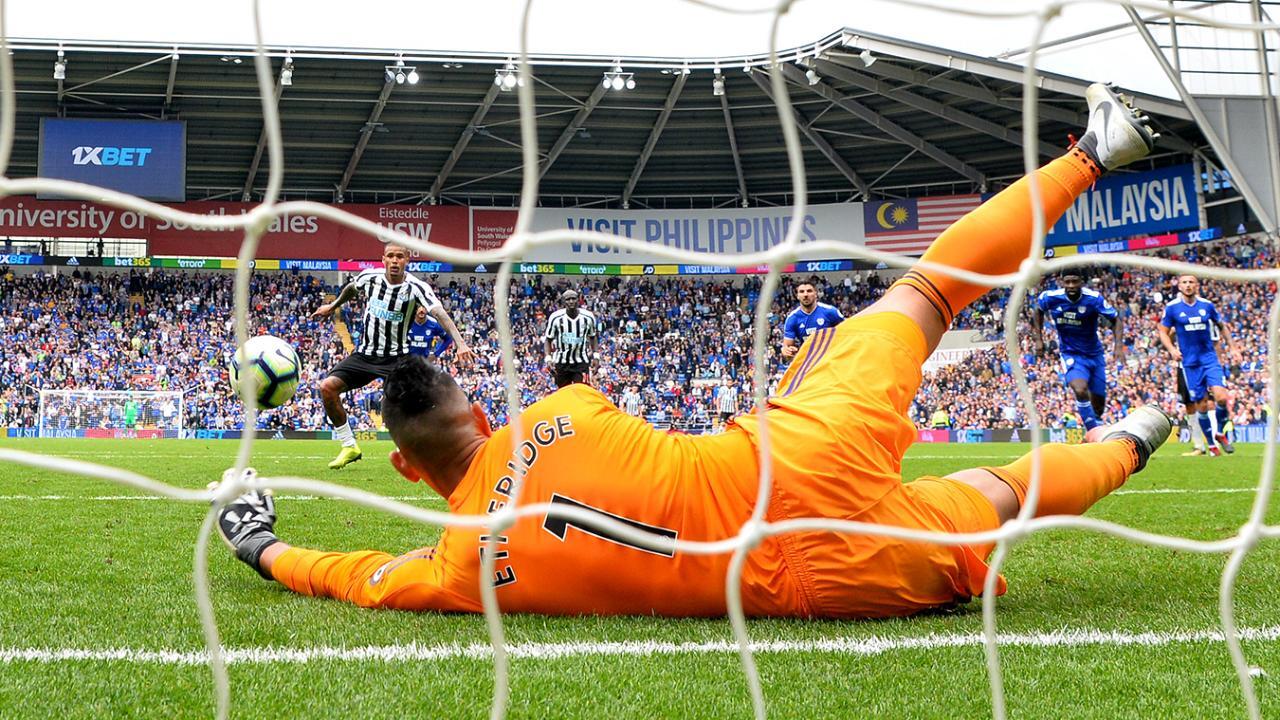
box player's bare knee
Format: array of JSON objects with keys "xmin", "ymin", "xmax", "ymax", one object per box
[
  {"xmin": 946, "ymin": 468, "xmax": 1020, "ymax": 524},
  {"xmin": 320, "ymin": 377, "xmax": 344, "ymax": 402}
]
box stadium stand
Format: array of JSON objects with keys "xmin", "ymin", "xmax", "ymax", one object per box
[{"xmin": 0, "ymin": 235, "xmax": 1271, "ymax": 435}]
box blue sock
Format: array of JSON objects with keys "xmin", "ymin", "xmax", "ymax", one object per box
[
  {"xmin": 1077, "ymin": 400, "xmax": 1101, "ymax": 431},
  {"xmin": 1197, "ymin": 412, "xmax": 1216, "ymax": 444},
  {"xmin": 1216, "ymin": 404, "xmax": 1230, "ymax": 433}
]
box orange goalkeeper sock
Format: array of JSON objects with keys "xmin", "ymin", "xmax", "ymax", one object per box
[
  {"xmin": 983, "ymin": 439, "xmax": 1138, "ymax": 517},
  {"xmin": 894, "ymin": 148, "xmax": 1101, "ymax": 324}
]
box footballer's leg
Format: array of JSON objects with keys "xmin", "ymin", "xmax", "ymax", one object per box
[
  {"xmin": 1087, "ymin": 356, "xmax": 1108, "ymax": 419},
  {"xmin": 861, "ymin": 83, "xmax": 1155, "ymax": 356},
  {"xmin": 1185, "ymin": 368, "xmax": 1222, "ymax": 456},
  {"xmin": 948, "ymin": 404, "xmax": 1172, "ymax": 527},
  {"xmin": 321, "ymin": 360, "xmax": 366, "ymax": 469},
  {"xmin": 1210, "ymin": 374, "xmax": 1235, "ymax": 454},
  {"xmin": 1066, "ymin": 361, "xmax": 1103, "ymax": 431},
  {"xmin": 1183, "ymin": 401, "xmax": 1208, "ymax": 456},
  {"xmin": 1177, "ymin": 367, "xmax": 1208, "ymax": 455}
]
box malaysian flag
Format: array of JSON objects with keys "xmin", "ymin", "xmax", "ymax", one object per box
[{"xmin": 863, "ymin": 195, "xmax": 985, "ymax": 255}]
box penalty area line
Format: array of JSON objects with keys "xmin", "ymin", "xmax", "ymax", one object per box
[{"xmin": 5, "ymin": 625, "xmax": 1280, "ymax": 665}]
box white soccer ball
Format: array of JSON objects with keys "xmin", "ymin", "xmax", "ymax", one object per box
[{"xmin": 228, "ymin": 335, "xmax": 301, "ymax": 409}]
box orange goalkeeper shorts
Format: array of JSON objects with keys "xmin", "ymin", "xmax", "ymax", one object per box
[{"xmin": 736, "ymin": 311, "xmax": 1006, "ymax": 618}]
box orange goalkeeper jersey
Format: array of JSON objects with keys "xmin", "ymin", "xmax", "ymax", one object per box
[
  {"xmin": 273, "ymin": 315, "xmax": 1001, "ymax": 617},
  {"xmin": 273, "ymin": 383, "xmax": 808, "ymax": 616}
]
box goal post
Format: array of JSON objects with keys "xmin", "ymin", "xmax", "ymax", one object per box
[{"xmin": 37, "ymin": 389, "xmax": 185, "ymax": 439}]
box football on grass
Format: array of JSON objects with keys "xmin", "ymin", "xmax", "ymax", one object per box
[{"xmin": 229, "ymin": 335, "xmax": 301, "ymax": 409}]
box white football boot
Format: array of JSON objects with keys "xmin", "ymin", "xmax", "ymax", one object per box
[
  {"xmin": 1094, "ymin": 404, "xmax": 1172, "ymax": 473},
  {"xmin": 1075, "ymin": 83, "xmax": 1158, "ymax": 171}
]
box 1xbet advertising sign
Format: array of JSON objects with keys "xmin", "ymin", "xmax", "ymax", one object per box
[{"xmin": 38, "ymin": 118, "xmax": 186, "ymax": 202}]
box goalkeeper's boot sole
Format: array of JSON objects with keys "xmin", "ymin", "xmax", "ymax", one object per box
[
  {"xmin": 328, "ymin": 445, "xmax": 363, "ymax": 470},
  {"xmin": 1097, "ymin": 404, "xmax": 1172, "ymax": 473}
]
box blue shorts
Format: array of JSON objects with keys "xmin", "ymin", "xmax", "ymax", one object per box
[
  {"xmin": 1060, "ymin": 352, "xmax": 1107, "ymax": 397},
  {"xmin": 1180, "ymin": 361, "xmax": 1226, "ymax": 403}
]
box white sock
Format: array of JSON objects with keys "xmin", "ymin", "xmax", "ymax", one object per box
[
  {"xmin": 1189, "ymin": 416, "xmax": 1207, "ymax": 451},
  {"xmin": 1206, "ymin": 410, "xmax": 1221, "ymax": 440},
  {"xmin": 333, "ymin": 421, "xmax": 356, "ymax": 447}
]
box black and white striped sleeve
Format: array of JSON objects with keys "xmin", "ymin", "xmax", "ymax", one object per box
[
  {"xmin": 409, "ymin": 278, "xmax": 443, "ymax": 314},
  {"xmin": 543, "ymin": 310, "xmax": 562, "ymax": 341},
  {"xmin": 353, "ymin": 268, "xmax": 378, "ymax": 292}
]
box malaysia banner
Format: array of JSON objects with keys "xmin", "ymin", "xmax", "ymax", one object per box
[{"xmin": 862, "ymin": 195, "xmax": 984, "ymax": 255}]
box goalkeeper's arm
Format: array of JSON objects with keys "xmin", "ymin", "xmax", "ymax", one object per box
[
  {"xmin": 215, "ymin": 485, "xmax": 282, "ymax": 580},
  {"xmin": 218, "ymin": 488, "xmax": 473, "ymax": 611}
]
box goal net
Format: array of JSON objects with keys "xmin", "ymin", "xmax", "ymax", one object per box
[
  {"xmin": 0, "ymin": 2, "xmax": 1278, "ymax": 720},
  {"xmin": 36, "ymin": 389, "xmax": 184, "ymax": 439}
]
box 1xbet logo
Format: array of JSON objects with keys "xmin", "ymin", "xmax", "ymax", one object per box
[{"xmin": 70, "ymin": 146, "xmax": 153, "ymax": 166}]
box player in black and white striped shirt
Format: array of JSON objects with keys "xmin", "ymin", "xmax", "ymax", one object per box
[
  {"xmin": 543, "ymin": 288, "xmax": 599, "ymax": 388},
  {"xmin": 312, "ymin": 243, "xmax": 473, "ymax": 469}
]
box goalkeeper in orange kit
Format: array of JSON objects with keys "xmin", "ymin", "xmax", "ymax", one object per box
[{"xmin": 218, "ymin": 84, "xmax": 1171, "ymax": 619}]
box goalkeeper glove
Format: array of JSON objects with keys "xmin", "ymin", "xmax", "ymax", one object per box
[{"xmin": 215, "ymin": 485, "xmax": 280, "ymax": 580}]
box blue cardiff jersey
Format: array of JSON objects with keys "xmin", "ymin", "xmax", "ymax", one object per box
[
  {"xmin": 1161, "ymin": 297, "xmax": 1221, "ymax": 365},
  {"xmin": 783, "ymin": 303, "xmax": 844, "ymax": 341},
  {"xmin": 408, "ymin": 317, "xmax": 453, "ymax": 358},
  {"xmin": 1036, "ymin": 288, "xmax": 1117, "ymax": 356}
]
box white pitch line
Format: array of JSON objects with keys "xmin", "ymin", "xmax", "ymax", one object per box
[
  {"xmin": 1113, "ymin": 487, "xmax": 1259, "ymax": 496},
  {"xmin": 5, "ymin": 625, "xmax": 1280, "ymax": 666}
]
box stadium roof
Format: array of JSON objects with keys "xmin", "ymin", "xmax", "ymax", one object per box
[{"xmin": 4, "ymin": 29, "xmax": 1209, "ymax": 209}]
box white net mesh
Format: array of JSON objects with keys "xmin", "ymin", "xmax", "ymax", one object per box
[{"xmin": 2, "ymin": 2, "xmax": 1279, "ymax": 720}]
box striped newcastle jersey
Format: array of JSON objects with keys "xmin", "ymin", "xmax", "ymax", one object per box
[
  {"xmin": 620, "ymin": 388, "xmax": 643, "ymax": 416},
  {"xmin": 544, "ymin": 308, "xmax": 598, "ymax": 365},
  {"xmin": 354, "ymin": 269, "xmax": 442, "ymax": 358},
  {"xmin": 715, "ymin": 384, "xmax": 739, "ymax": 415}
]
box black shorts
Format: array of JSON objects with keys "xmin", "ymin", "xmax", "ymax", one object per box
[
  {"xmin": 552, "ymin": 361, "xmax": 590, "ymax": 388},
  {"xmin": 327, "ymin": 352, "xmax": 402, "ymax": 391},
  {"xmin": 1176, "ymin": 366, "xmax": 1193, "ymax": 406}
]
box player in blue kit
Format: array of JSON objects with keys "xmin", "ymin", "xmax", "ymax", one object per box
[
  {"xmin": 781, "ymin": 280, "xmax": 844, "ymax": 359},
  {"xmin": 1158, "ymin": 274, "xmax": 1238, "ymax": 456},
  {"xmin": 1031, "ymin": 272, "xmax": 1125, "ymax": 432},
  {"xmin": 407, "ymin": 306, "xmax": 455, "ymax": 359}
]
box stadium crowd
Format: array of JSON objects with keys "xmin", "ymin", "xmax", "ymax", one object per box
[
  {"xmin": 913, "ymin": 238, "xmax": 1274, "ymax": 430},
  {"xmin": 0, "ymin": 234, "xmax": 1272, "ymax": 435},
  {"xmin": 0, "ymin": 268, "xmax": 375, "ymax": 432}
]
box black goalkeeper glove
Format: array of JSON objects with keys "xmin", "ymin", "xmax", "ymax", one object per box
[{"xmin": 215, "ymin": 485, "xmax": 280, "ymax": 581}]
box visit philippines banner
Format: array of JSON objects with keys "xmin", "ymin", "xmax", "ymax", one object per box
[
  {"xmin": 472, "ymin": 204, "xmax": 867, "ymax": 264},
  {"xmin": 0, "ymin": 197, "xmax": 470, "ymax": 259},
  {"xmin": 1044, "ymin": 163, "xmax": 1198, "ymax": 246}
]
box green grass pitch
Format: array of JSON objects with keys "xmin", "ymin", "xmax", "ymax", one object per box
[{"xmin": 3, "ymin": 438, "xmax": 1280, "ymax": 719}]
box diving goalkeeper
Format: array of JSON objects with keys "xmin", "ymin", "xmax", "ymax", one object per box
[{"xmin": 220, "ymin": 84, "xmax": 1170, "ymax": 618}]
